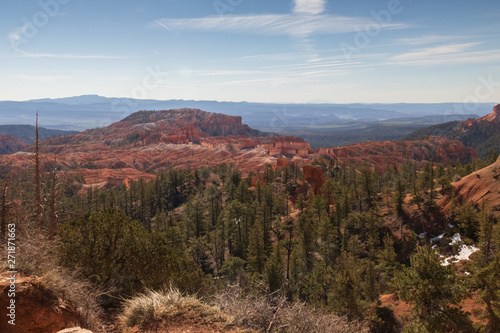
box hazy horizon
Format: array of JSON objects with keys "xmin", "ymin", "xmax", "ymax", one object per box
[{"xmin": 2, "ymin": 93, "xmax": 499, "ymax": 106}]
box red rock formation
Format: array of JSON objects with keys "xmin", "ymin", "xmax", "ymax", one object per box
[
  {"xmin": 318, "ymin": 136, "xmax": 476, "ymax": 169},
  {"xmin": 478, "ymin": 104, "xmax": 500, "ymax": 123},
  {"xmin": 439, "ymin": 155, "xmax": 500, "ymax": 214},
  {"xmin": 276, "ymin": 157, "xmax": 289, "ymax": 167},
  {"xmin": 462, "ymin": 104, "xmax": 500, "ymax": 130},
  {"xmin": 0, "ymin": 273, "xmax": 81, "ymax": 333},
  {"xmin": 265, "ymin": 137, "xmax": 310, "ymax": 157},
  {"xmin": 0, "ymin": 109, "xmax": 480, "ymax": 192},
  {"xmin": 0, "ymin": 134, "xmax": 27, "ymax": 154},
  {"xmin": 241, "ymin": 139, "xmax": 259, "ymax": 149},
  {"xmin": 303, "ymin": 165, "xmax": 324, "ymax": 195}
]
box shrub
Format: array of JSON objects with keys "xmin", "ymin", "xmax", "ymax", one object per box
[
  {"xmin": 58, "ymin": 209, "xmax": 211, "ymax": 300},
  {"xmin": 211, "ymin": 289, "xmax": 368, "ymax": 333}
]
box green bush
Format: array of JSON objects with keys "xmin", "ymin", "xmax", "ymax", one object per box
[{"xmin": 58, "ymin": 209, "xmax": 211, "ymax": 299}]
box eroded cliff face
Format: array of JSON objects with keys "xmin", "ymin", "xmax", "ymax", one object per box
[
  {"xmin": 439, "ymin": 155, "xmax": 500, "ymax": 214},
  {"xmin": 462, "ymin": 104, "xmax": 500, "ymax": 129},
  {"xmin": 302, "ymin": 165, "xmax": 324, "ymax": 195},
  {"xmin": 478, "ymin": 104, "xmax": 500, "ymax": 123},
  {"xmin": 0, "ymin": 109, "xmax": 479, "ymax": 190},
  {"xmin": 316, "ymin": 136, "xmax": 476, "ymax": 169}
]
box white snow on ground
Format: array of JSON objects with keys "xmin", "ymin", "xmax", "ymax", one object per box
[
  {"xmin": 450, "ymin": 233, "xmax": 461, "ymax": 245},
  {"xmin": 419, "ymin": 232, "xmax": 426, "ymax": 238},
  {"xmin": 441, "ymin": 233, "xmax": 479, "ymax": 266},
  {"xmin": 430, "ymin": 233, "xmax": 444, "ymax": 243}
]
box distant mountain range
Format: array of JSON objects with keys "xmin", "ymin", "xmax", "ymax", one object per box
[{"xmin": 0, "ymin": 95, "xmax": 494, "ymax": 132}]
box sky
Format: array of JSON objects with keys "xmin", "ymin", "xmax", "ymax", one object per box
[{"xmin": 1, "ymin": 0, "xmax": 499, "ymax": 104}]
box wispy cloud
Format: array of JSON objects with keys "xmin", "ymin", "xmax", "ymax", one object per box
[
  {"xmin": 17, "ymin": 52, "xmax": 126, "ymax": 59},
  {"xmin": 293, "ymin": 0, "xmax": 326, "ymax": 15},
  {"xmin": 396, "ymin": 35, "xmax": 464, "ymax": 45},
  {"xmin": 195, "ymin": 70, "xmax": 267, "ymax": 76},
  {"xmin": 151, "ymin": 14, "xmax": 409, "ymax": 37},
  {"xmin": 17, "ymin": 75, "xmax": 70, "ymax": 82},
  {"xmin": 390, "ymin": 42, "xmax": 500, "ymax": 66},
  {"xmin": 392, "ymin": 42, "xmax": 482, "ymax": 61},
  {"xmin": 396, "ymin": 50, "xmax": 500, "ymax": 66}
]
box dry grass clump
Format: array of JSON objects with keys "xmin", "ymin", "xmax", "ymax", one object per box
[
  {"xmin": 119, "ymin": 287, "xmax": 233, "ymax": 331},
  {"xmin": 119, "ymin": 286, "xmax": 368, "ymax": 333},
  {"xmin": 212, "ymin": 289, "xmax": 368, "ymax": 333},
  {"xmin": 0, "ymin": 231, "xmax": 105, "ymax": 332}
]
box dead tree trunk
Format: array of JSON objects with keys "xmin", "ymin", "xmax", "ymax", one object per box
[
  {"xmin": 0, "ymin": 182, "xmax": 9, "ymax": 240},
  {"xmin": 35, "ymin": 112, "xmax": 42, "ymax": 235}
]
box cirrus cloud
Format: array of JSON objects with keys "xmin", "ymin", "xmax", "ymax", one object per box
[{"xmin": 150, "ymin": 14, "xmax": 409, "ymax": 38}]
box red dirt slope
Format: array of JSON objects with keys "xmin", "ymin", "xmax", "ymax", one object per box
[
  {"xmin": 440, "ymin": 155, "xmax": 500, "ymax": 214},
  {"xmin": 0, "ymin": 272, "xmax": 82, "ymax": 333}
]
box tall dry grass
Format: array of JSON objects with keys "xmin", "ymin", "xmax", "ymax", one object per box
[
  {"xmin": 118, "ymin": 286, "xmax": 232, "ymax": 331},
  {"xmin": 119, "ymin": 285, "xmax": 368, "ymax": 333}
]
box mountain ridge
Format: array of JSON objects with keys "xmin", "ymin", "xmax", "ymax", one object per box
[
  {"xmin": 405, "ymin": 104, "xmax": 500, "ymax": 159},
  {"xmin": 0, "ymin": 124, "xmax": 78, "ymax": 144},
  {"xmin": 0, "ymin": 109, "xmax": 478, "ymax": 191},
  {"xmin": 0, "ymin": 95, "xmax": 494, "ymax": 133}
]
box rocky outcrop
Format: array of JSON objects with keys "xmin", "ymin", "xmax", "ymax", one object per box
[
  {"xmin": 464, "ymin": 104, "xmax": 500, "ymax": 127},
  {"xmin": 120, "ymin": 109, "xmax": 261, "ymax": 138},
  {"xmin": 479, "ymin": 104, "xmax": 500, "ymax": 123},
  {"xmin": 0, "ymin": 109, "xmax": 481, "ymax": 192},
  {"xmin": 405, "ymin": 104, "xmax": 500, "ymax": 159},
  {"xmin": 266, "ymin": 137, "xmax": 310, "ymax": 157},
  {"xmin": 439, "ymin": 155, "xmax": 500, "ymax": 214},
  {"xmin": 303, "ymin": 165, "xmax": 324, "ymax": 194},
  {"xmin": 0, "ymin": 273, "xmax": 81, "ymax": 333},
  {"xmin": 320, "ymin": 136, "xmax": 476, "ymax": 169}
]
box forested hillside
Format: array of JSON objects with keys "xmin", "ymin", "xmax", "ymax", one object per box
[
  {"xmin": 406, "ymin": 105, "xmax": 500, "ymax": 159},
  {"xmin": 0, "ymin": 124, "xmax": 78, "ymax": 143},
  {"xmin": 1, "ymin": 147, "xmax": 500, "ymax": 332}
]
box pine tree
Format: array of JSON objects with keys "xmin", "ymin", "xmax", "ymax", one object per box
[
  {"xmin": 391, "ymin": 246, "xmax": 473, "ymax": 332},
  {"xmin": 304, "ymin": 260, "xmax": 334, "ymax": 306},
  {"xmin": 331, "ymin": 253, "xmax": 362, "ymax": 320},
  {"xmin": 297, "ymin": 210, "xmax": 316, "ymax": 273},
  {"xmin": 265, "ymin": 244, "xmax": 284, "ymax": 292},
  {"xmin": 393, "ymin": 164, "xmax": 406, "ymax": 218},
  {"xmin": 475, "ymin": 206, "xmax": 500, "ymax": 332},
  {"xmin": 247, "ymin": 218, "xmax": 266, "ymax": 274}
]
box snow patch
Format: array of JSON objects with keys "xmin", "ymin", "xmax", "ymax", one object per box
[
  {"xmin": 450, "ymin": 233, "xmax": 461, "ymax": 245},
  {"xmin": 441, "ymin": 233, "xmax": 479, "ymax": 266},
  {"xmin": 430, "ymin": 233, "xmax": 445, "ymax": 243}
]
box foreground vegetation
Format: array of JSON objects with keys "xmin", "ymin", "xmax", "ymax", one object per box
[{"xmin": 1, "ymin": 150, "xmax": 500, "ymax": 332}]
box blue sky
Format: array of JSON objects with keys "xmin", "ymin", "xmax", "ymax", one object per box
[{"xmin": 1, "ymin": 0, "xmax": 499, "ymax": 103}]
